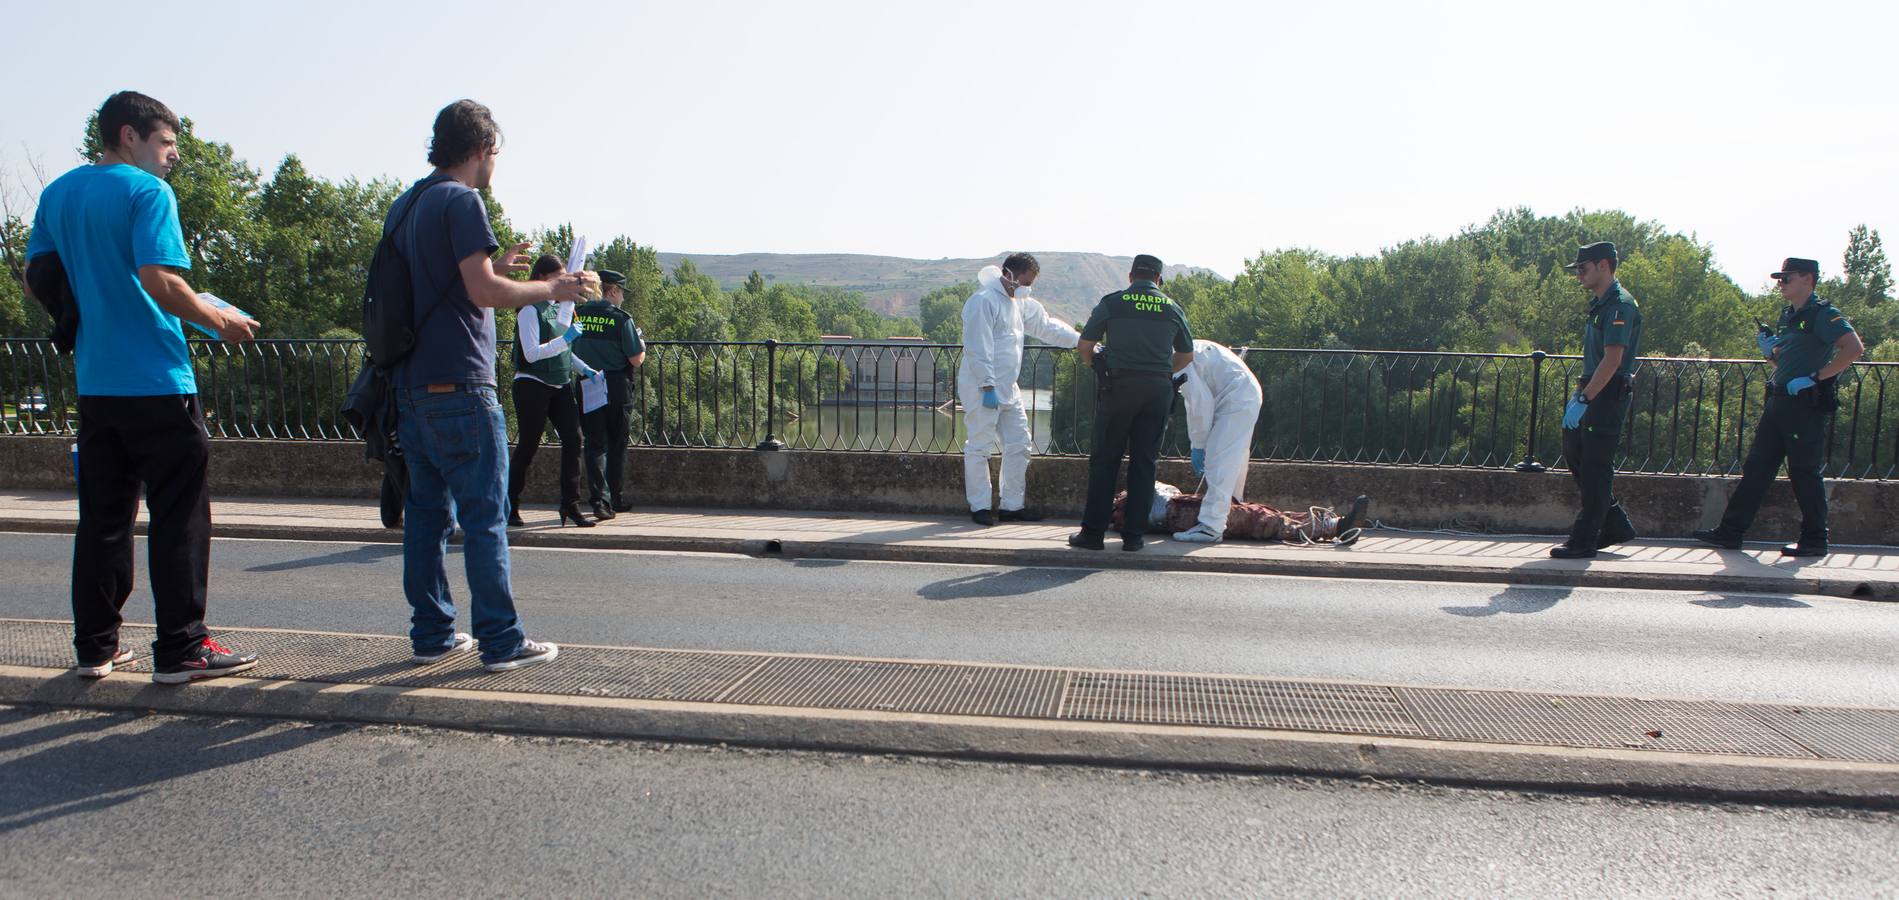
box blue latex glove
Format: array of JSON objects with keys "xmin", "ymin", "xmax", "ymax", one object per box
[
  {"xmin": 1562, "ymin": 394, "xmax": 1587, "ymax": 430},
  {"xmin": 1190, "ymin": 448, "xmax": 1206, "ymax": 476},
  {"xmin": 1756, "ymin": 331, "xmax": 1778, "ymax": 358},
  {"xmin": 577, "ymin": 363, "xmax": 600, "ymax": 381},
  {"xmin": 980, "ymin": 387, "xmax": 1000, "ymax": 409},
  {"xmin": 1785, "ymin": 375, "xmax": 1818, "ymax": 395},
  {"xmin": 561, "ymin": 324, "xmax": 584, "ymax": 344}
]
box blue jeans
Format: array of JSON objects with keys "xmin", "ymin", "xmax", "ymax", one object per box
[{"xmin": 396, "ymin": 384, "xmax": 526, "ymax": 664}]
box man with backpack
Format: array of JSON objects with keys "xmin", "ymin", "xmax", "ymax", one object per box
[{"xmin": 377, "ymin": 99, "xmax": 584, "ymax": 672}]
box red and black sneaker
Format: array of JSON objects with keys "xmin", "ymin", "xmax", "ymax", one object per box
[{"xmin": 152, "ymin": 638, "xmax": 259, "ymax": 684}]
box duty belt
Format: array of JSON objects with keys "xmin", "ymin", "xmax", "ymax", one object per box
[{"xmin": 1575, "ymin": 372, "xmax": 1634, "ymax": 401}]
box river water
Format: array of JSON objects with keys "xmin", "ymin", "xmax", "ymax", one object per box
[{"xmin": 792, "ymin": 389, "xmax": 1058, "ymax": 453}]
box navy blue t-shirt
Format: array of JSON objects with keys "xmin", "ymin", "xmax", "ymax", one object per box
[{"xmin": 384, "ymin": 176, "xmax": 500, "ymax": 388}]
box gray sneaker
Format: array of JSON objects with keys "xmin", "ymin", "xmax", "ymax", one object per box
[
  {"xmin": 75, "ymin": 648, "xmax": 137, "ymax": 679},
  {"xmin": 484, "ymin": 639, "xmax": 559, "ymax": 673},
  {"xmin": 412, "ymin": 632, "xmax": 477, "ymax": 665}
]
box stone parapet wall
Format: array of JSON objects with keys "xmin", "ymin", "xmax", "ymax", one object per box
[{"xmin": 1, "ymin": 436, "xmax": 1890, "ymax": 544}]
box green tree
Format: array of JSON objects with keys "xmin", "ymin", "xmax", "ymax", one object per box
[
  {"xmin": 0, "ymin": 212, "xmax": 37, "ymax": 337},
  {"xmin": 526, "ymin": 222, "xmax": 575, "ymax": 267},
  {"xmin": 1204, "ymin": 250, "xmax": 1331, "ymax": 347},
  {"xmin": 586, "ymin": 235, "xmax": 664, "ymax": 327},
  {"xmin": 918, "ymin": 283, "xmax": 971, "ymax": 344},
  {"xmin": 1616, "ymin": 235, "xmax": 1752, "ymax": 358},
  {"xmin": 1839, "ymin": 225, "xmax": 1892, "ymax": 308},
  {"xmin": 1826, "ymin": 225, "xmax": 1894, "ymax": 349}
]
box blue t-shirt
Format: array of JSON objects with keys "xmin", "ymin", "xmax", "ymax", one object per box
[
  {"xmin": 26, "ymin": 164, "xmax": 195, "ymax": 396},
  {"xmin": 384, "ymin": 176, "xmax": 500, "ymax": 388}
]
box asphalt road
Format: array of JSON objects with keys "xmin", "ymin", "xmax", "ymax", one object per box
[
  {"xmin": 1, "ymin": 533, "xmax": 1895, "ymax": 706},
  {"xmin": 1, "ymin": 707, "xmax": 1892, "ymax": 898}
]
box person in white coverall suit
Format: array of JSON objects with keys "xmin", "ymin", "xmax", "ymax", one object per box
[
  {"xmin": 960, "ymin": 252, "xmax": 1080, "ymax": 526},
  {"xmin": 1173, "ymin": 340, "xmax": 1264, "ymax": 542}
]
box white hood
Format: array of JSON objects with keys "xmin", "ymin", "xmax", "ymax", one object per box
[{"xmin": 977, "ymin": 264, "xmax": 1005, "ymax": 294}]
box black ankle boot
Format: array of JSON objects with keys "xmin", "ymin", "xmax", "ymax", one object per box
[{"xmin": 558, "ymin": 503, "xmax": 596, "ymax": 527}]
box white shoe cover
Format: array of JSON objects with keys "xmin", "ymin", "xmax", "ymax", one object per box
[{"xmin": 1172, "ymin": 524, "xmax": 1222, "ymax": 543}]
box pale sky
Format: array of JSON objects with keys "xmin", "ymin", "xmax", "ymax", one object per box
[{"xmin": 3, "ymin": 0, "xmax": 1893, "ymax": 288}]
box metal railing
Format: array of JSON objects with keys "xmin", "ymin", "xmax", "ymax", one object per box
[{"xmin": 4, "ymin": 338, "xmax": 1895, "ymax": 479}]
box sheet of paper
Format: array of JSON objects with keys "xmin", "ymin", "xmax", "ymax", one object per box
[
  {"xmin": 579, "ymin": 372, "xmax": 608, "ymax": 414},
  {"xmin": 565, "ymin": 236, "xmax": 589, "ymax": 274},
  {"xmin": 187, "ymin": 292, "xmax": 254, "ymax": 339}
]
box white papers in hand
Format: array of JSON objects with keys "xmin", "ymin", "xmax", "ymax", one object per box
[
  {"xmin": 580, "ymin": 372, "xmax": 608, "ymax": 414},
  {"xmin": 566, "ymin": 236, "xmax": 589, "ymax": 274}
]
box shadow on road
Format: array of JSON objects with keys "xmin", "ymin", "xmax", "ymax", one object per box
[
  {"xmin": 1440, "ymin": 585, "xmax": 1571, "ymax": 618},
  {"xmin": 1690, "ymin": 595, "xmax": 1812, "ymax": 610},
  {"xmin": 0, "ymin": 706, "xmax": 341, "ymax": 833},
  {"xmin": 917, "ymin": 568, "xmax": 1094, "ymax": 602},
  {"xmin": 245, "ymin": 544, "xmax": 402, "ymax": 573}
]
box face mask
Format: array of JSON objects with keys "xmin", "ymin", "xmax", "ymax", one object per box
[{"xmin": 1002, "ymin": 273, "xmax": 1028, "ymax": 297}]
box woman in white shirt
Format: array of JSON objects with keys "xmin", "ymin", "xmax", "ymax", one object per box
[{"xmin": 506, "ymin": 255, "xmax": 601, "ymax": 527}]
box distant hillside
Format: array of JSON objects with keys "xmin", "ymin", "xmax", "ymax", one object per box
[{"xmin": 653, "ymin": 251, "xmax": 1218, "ymax": 326}]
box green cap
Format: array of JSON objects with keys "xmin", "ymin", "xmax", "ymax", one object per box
[
  {"xmin": 1771, "ymin": 258, "xmax": 1820, "ymax": 279},
  {"xmin": 597, "ymin": 269, "xmax": 627, "ymax": 287},
  {"xmin": 1561, "ymin": 242, "xmax": 1618, "ymax": 272}
]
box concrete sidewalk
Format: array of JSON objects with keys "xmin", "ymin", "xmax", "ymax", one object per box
[
  {"xmin": 2, "ymin": 490, "xmax": 1896, "ymax": 600},
  {"xmin": 4, "ymin": 618, "xmax": 1896, "ymax": 808}
]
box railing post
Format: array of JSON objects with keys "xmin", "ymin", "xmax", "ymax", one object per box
[
  {"xmin": 1515, "ymin": 350, "xmax": 1548, "ymax": 472},
  {"xmin": 756, "ymin": 339, "xmax": 785, "ymax": 451}
]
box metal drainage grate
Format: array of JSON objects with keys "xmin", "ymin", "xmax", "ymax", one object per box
[
  {"xmin": 0, "ymin": 621, "xmax": 114, "ymax": 671},
  {"xmin": 4, "ymin": 619, "xmax": 1897, "ymax": 765},
  {"xmin": 1396, "ymin": 688, "xmax": 1818, "ymax": 758},
  {"xmin": 721, "ymin": 656, "xmax": 1065, "ymax": 719},
  {"xmin": 1734, "ymin": 704, "xmax": 1899, "ymax": 764},
  {"xmin": 1059, "ymin": 673, "xmax": 1423, "ymax": 737},
  {"xmin": 219, "ymin": 630, "xmax": 768, "ymax": 703}
]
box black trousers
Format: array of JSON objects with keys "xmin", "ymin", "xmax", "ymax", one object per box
[
  {"xmin": 1717, "ymin": 394, "xmax": 1829, "ymax": 545},
  {"xmin": 1081, "ymin": 375, "xmax": 1174, "ymax": 537},
  {"xmin": 508, "ymin": 377, "xmax": 583, "ymax": 508},
  {"xmin": 581, "ymin": 369, "xmax": 632, "ymax": 505},
  {"xmin": 73, "ymin": 394, "xmax": 212, "ymax": 667},
  {"xmin": 1561, "ymin": 393, "xmax": 1635, "ymax": 548}
]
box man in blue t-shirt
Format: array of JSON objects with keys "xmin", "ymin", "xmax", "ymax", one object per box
[
  {"xmin": 386, "ymin": 99, "xmax": 584, "ymax": 673},
  {"xmin": 25, "ymin": 91, "xmax": 262, "ymax": 683}
]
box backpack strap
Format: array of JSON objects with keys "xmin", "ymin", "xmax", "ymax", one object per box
[{"xmin": 390, "ymin": 175, "xmax": 463, "ymax": 344}]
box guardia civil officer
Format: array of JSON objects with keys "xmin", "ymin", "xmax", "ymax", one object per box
[
  {"xmin": 573, "ymin": 269, "xmax": 647, "ymax": 520},
  {"xmin": 1694, "ymin": 258, "xmax": 1864, "ymax": 557},
  {"xmin": 1550, "ymin": 242, "xmax": 1643, "ymax": 559},
  {"xmin": 1071, "ymin": 254, "xmax": 1194, "ymax": 552}
]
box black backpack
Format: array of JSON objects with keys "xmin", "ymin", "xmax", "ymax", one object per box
[
  {"xmin": 362, "ymin": 176, "xmax": 453, "ymax": 366},
  {"xmin": 24, "ymin": 252, "xmax": 80, "ymax": 353}
]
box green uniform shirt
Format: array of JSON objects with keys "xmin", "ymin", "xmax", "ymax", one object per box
[
  {"xmin": 512, "ymin": 301, "xmax": 575, "ymax": 384},
  {"xmin": 1771, "ymin": 295, "xmax": 1854, "ymax": 387},
  {"xmin": 1581, "ymin": 280, "xmax": 1642, "ymax": 382},
  {"xmin": 1079, "ymin": 280, "xmax": 1193, "ymax": 374},
  {"xmin": 571, "ymin": 301, "xmax": 645, "ymax": 373}
]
